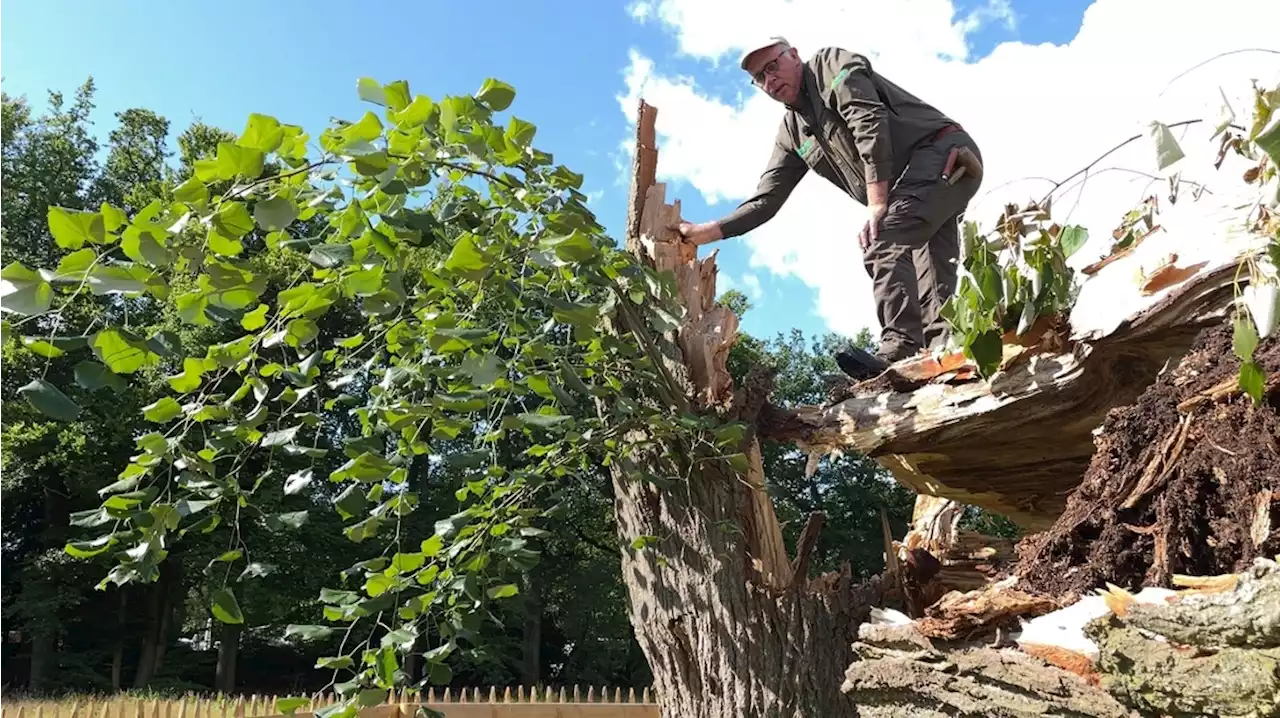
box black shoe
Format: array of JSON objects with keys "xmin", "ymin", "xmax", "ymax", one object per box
[{"xmin": 834, "ymin": 345, "xmax": 892, "ymax": 380}]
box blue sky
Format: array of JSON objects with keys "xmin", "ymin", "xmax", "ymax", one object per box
[{"xmin": 3, "ymin": 0, "xmax": 1096, "ymax": 345}]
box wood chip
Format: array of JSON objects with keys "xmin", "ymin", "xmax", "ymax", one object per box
[
  {"xmin": 914, "ymin": 584, "xmax": 1059, "ymax": 640},
  {"xmin": 1252, "ymin": 490, "xmax": 1273, "ymax": 548},
  {"xmin": 1171, "ymin": 572, "xmax": 1239, "ymax": 594}
]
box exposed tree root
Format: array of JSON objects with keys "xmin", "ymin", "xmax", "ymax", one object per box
[{"xmin": 1014, "ymin": 322, "xmax": 1280, "ymax": 599}]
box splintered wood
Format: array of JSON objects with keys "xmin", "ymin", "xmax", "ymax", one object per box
[
  {"xmin": 624, "ymin": 99, "xmax": 792, "ymax": 588},
  {"xmin": 914, "ymin": 582, "xmax": 1060, "ymax": 640},
  {"xmin": 892, "ymin": 497, "xmax": 1018, "ymax": 612}
]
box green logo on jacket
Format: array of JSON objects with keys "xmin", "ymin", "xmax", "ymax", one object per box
[{"xmin": 797, "ymin": 138, "xmax": 815, "ymax": 159}]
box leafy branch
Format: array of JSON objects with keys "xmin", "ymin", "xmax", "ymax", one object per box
[{"xmin": 1, "ymin": 74, "xmax": 747, "ymax": 716}]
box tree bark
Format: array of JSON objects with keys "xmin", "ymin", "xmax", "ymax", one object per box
[
  {"xmin": 112, "ymin": 587, "xmax": 128, "ymax": 690},
  {"xmin": 521, "ymin": 569, "xmax": 542, "ymax": 686},
  {"xmin": 843, "ymin": 558, "xmax": 1280, "ymax": 717},
  {"xmin": 611, "ymin": 100, "xmax": 887, "ymax": 718},
  {"xmin": 759, "ymin": 188, "xmax": 1273, "ymax": 530},
  {"xmin": 28, "ymin": 475, "xmax": 73, "ymax": 693},
  {"xmin": 133, "ymin": 557, "xmax": 176, "ymax": 688},
  {"xmin": 841, "ymin": 628, "xmax": 1130, "ymax": 718},
  {"xmin": 216, "ymin": 621, "xmax": 242, "ymax": 694}
]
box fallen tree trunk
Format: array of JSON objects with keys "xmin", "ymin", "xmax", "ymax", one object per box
[
  {"xmin": 844, "ymin": 559, "xmax": 1280, "ymax": 717},
  {"xmin": 760, "ymin": 189, "xmax": 1273, "ymax": 529}
]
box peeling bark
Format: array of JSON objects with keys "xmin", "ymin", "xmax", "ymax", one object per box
[
  {"xmin": 845, "ymin": 559, "xmax": 1280, "ymax": 717},
  {"xmin": 842, "ymin": 625, "xmax": 1129, "ymax": 718},
  {"xmin": 1121, "ymin": 558, "xmax": 1280, "ymax": 649},
  {"xmin": 1087, "ymin": 616, "xmax": 1280, "ymax": 717}
]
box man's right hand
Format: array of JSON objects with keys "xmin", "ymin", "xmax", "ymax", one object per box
[{"xmin": 674, "ymin": 221, "xmax": 724, "ymax": 247}]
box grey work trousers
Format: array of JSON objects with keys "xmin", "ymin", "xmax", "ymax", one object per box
[{"xmin": 862, "ymin": 128, "xmax": 983, "ymax": 360}]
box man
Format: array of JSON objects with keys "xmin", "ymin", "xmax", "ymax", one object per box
[{"xmin": 675, "ymin": 37, "xmax": 984, "ymax": 379}]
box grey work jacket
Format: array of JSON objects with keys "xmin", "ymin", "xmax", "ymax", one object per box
[{"xmin": 718, "ymin": 47, "xmax": 957, "ymax": 238}]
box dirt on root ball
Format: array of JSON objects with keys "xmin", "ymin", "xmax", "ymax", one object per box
[{"xmin": 1014, "ymin": 322, "xmax": 1280, "ymax": 600}]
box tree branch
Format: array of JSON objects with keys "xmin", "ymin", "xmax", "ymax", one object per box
[{"xmin": 1039, "ymin": 119, "xmax": 1202, "ymax": 206}]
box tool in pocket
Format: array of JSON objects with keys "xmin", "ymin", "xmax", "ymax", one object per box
[{"xmin": 941, "ymin": 146, "xmax": 983, "ymax": 185}]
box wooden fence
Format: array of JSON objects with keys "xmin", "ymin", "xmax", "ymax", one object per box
[{"xmin": 0, "ymin": 687, "xmax": 660, "ymax": 718}]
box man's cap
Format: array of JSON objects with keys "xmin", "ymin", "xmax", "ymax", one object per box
[{"xmin": 738, "ymin": 36, "xmax": 791, "ymax": 71}]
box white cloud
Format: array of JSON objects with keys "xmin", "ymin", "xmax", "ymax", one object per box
[
  {"xmin": 957, "ymin": 0, "xmax": 1016, "ymax": 34},
  {"xmin": 617, "ymin": 0, "xmax": 1280, "ymax": 338},
  {"xmin": 741, "ymin": 272, "xmax": 764, "ymax": 301},
  {"xmin": 627, "ymin": 0, "xmax": 653, "ymax": 21}
]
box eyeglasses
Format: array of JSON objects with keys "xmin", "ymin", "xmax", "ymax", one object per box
[{"xmin": 751, "ymin": 49, "xmax": 789, "ymax": 86}]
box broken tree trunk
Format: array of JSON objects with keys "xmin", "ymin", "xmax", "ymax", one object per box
[
  {"xmin": 761, "ymin": 186, "xmax": 1274, "ymax": 529},
  {"xmin": 609, "ymin": 100, "xmax": 887, "ymax": 718},
  {"xmin": 843, "ymin": 558, "xmax": 1280, "ymax": 717}
]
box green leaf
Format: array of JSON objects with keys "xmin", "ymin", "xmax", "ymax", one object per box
[
  {"xmin": 1, "ymin": 262, "xmax": 54, "ymax": 316},
  {"xmin": 1239, "ymin": 360, "xmax": 1265, "ymax": 404},
  {"xmin": 421, "ymin": 534, "xmax": 444, "ymax": 557},
  {"xmin": 391, "ymin": 552, "xmax": 425, "ymax": 573},
  {"xmin": 19, "ymin": 379, "xmax": 81, "ymax": 421},
  {"xmin": 1234, "ymin": 309, "xmax": 1260, "ymax": 361},
  {"xmin": 444, "ymin": 233, "xmax": 489, "ymax": 273},
  {"xmin": 255, "ymin": 197, "xmax": 298, "ymax": 231},
  {"xmin": 308, "ymin": 243, "xmax": 354, "ymax": 269},
  {"xmin": 21, "ymin": 336, "xmax": 66, "ymax": 358},
  {"xmin": 66, "ymin": 535, "xmax": 118, "ymax": 558},
  {"xmin": 143, "ymin": 397, "xmax": 183, "ymax": 423},
  {"xmin": 505, "ymin": 117, "xmax": 536, "ymax": 148},
  {"xmin": 427, "ymin": 662, "xmax": 452, "ymax": 685},
  {"xmin": 968, "ymin": 329, "xmax": 1004, "ymax": 379},
  {"xmin": 167, "ymin": 357, "xmax": 207, "ymax": 393},
  {"xmin": 121, "ymin": 226, "xmax": 170, "ymax": 266},
  {"xmin": 512, "ymin": 412, "xmax": 572, "ymax": 429},
  {"xmin": 364, "ymin": 573, "xmax": 394, "ymax": 597},
  {"xmin": 173, "ymin": 177, "xmax": 209, "ymax": 206},
  {"xmin": 475, "ymin": 78, "xmax": 516, "ymax": 111},
  {"xmin": 101, "ymin": 202, "xmax": 128, "ymax": 232},
  {"xmin": 1058, "ymin": 225, "xmax": 1088, "ymax": 259},
  {"xmin": 207, "ymin": 229, "xmax": 243, "ymax": 257},
  {"xmin": 262, "ymin": 425, "xmax": 301, "ymax": 447},
  {"xmin": 266, "ymin": 511, "xmax": 310, "ymax": 531},
  {"xmin": 383, "ymin": 81, "xmax": 411, "ymax": 112},
  {"xmin": 48, "ymin": 206, "xmax": 105, "ymax": 249},
  {"xmin": 91, "ymin": 328, "xmax": 158, "ymax": 374},
  {"xmin": 275, "ymin": 699, "xmax": 310, "ymax": 716},
  {"xmin": 284, "ymin": 624, "xmax": 333, "ymax": 641},
  {"xmin": 541, "ymin": 231, "xmax": 599, "ymax": 263},
  {"xmin": 1253, "ymin": 113, "xmax": 1280, "ymax": 168},
  {"xmin": 1148, "ymin": 121, "xmax": 1185, "ymax": 171},
  {"xmin": 214, "ymin": 202, "xmax": 255, "ymax": 238},
  {"xmin": 241, "ymin": 114, "xmax": 285, "ymax": 154},
  {"xmin": 210, "ymin": 587, "xmax": 244, "ymax": 624},
  {"xmin": 241, "ymin": 303, "xmax": 270, "ymax": 330},
  {"xmin": 74, "ymin": 360, "xmax": 126, "ymax": 393},
  {"xmin": 486, "ymin": 584, "xmax": 519, "ymax": 599},
  {"xmin": 357, "ymin": 77, "xmax": 387, "ymax": 106},
  {"xmin": 216, "ymin": 142, "xmax": 265, "ymax": 181},
  {"xmin": 286, "ymin": 318, "xmax": 319, "ymax": 346}
]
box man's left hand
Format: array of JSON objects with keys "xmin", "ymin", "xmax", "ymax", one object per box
[{"xmin": 859, "ymin": 203, "xmax": 887, "ymax": 252}]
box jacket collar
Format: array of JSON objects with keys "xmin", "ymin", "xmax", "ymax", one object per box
[{"xmin": 784, "ymin": 60, "xmax": 826, "ymax": 123}]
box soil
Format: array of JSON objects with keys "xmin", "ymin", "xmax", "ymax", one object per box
[{"xmin": 1014, "ymin": 322, "xmax": 1280, "ymax": 599}]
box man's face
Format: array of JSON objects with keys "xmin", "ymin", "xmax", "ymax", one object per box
[{"xmin": 744, "ymin": 44, "xmax": 802, "ymax": 105}]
